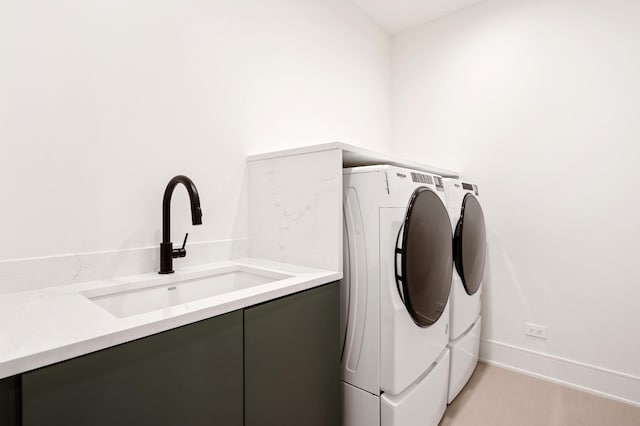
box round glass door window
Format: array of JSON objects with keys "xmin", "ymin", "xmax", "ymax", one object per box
[
  {"xmin": 454, "ymin": 194, "xmax": 486, "ymax": 295},
  {"xmin": 395, "ymin": 187, "xmax": 453, "ymax": 327}
]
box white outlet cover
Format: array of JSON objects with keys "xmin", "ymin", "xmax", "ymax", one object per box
[{"xmin": 525, "ymin": 322, "xmax": 548, "ymax": 339}]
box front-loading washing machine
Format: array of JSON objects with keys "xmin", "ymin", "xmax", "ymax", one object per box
[
  {"xmin": 443, "ymin": 179, "xmax": 486, "ymax": 403},
  {"xmin": 341, "ymin": 165, "xmax": 453, "ymax": 426}
]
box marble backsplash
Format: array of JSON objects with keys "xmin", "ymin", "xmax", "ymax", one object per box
[
  {"xmin": 248, "ymin": 148, "xmax": 342, "ymax": 272},
  {"xmin": 0, "ymin": 239, "xmax": 249, "ymax": 295}
]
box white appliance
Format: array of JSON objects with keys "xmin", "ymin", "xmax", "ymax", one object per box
[
  {"xmin": 341, "ymin": 165, "xmax": 453, "ymax": 426},
  {"xmin": 443, "ymin": 179, "xmax": 486, "ymax": 403}
]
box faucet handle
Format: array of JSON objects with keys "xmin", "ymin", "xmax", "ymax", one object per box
[{"xmin": 172, "ymin": 233, "xmax": 189, "ymax": 258}]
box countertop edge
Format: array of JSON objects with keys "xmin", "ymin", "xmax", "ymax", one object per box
[{"xmin": 0, "ymin": 262, "xmax": 341, "ymax": 379}]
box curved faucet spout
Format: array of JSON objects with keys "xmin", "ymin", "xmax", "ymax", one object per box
[
  {"xmin": 162, "ymin": 175, "xmax": 202, "ymax": 243},
  {"xmin": 160, "ymin": 175, "xmax": 203, "ymax": 274}
]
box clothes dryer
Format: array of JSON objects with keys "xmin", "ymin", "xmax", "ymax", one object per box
[
  {"xmin": 341, "ymin": 166, "xmax": 453, "ymax": 426},
  {"xmin": 443, "ymin": 179, "xmax": 486, "ymax": 403}
]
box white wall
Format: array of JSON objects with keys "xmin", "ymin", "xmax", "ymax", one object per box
[
  {"xmin": 393, "ymin": 0, "xmax": 640, "ymax": 403},
  {"xmin": 0, "ymin": 0, "xmax": 390, "ymax": 264}
]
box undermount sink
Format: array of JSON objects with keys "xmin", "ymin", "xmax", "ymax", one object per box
[{"xmin": 82, "ymin": 265, "xmax": 293, "ymax": 318}]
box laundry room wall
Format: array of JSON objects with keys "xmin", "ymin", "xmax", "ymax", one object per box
[
  {"xmin": 392, "ymin": 0, "xmax": 640, "ymax": 404},
  {"xmin": 0, "ymin": 0, "xmax": 390, "ymax": 286}
]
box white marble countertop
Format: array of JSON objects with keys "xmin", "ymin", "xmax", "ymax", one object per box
[{"xmin": 0, "ymin": 258, "xmax": 341, "ymax": 379}]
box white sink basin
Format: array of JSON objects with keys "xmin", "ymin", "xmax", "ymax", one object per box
[{"xmin": 82, "ymin": 265, "xmax": 293, "ymax": 318}]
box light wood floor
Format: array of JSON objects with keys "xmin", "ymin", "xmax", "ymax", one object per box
[{"xmin": 440, "ymin": 363, "xmax": 640, "ymax": 426}]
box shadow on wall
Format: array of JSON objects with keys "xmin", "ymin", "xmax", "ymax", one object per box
[
  {"xmin": 483, "ymin": 229, "xmax": 561, "ymax": 380},
  {"xmin": 482, "ymin": 229, "xmax": 531, "ymax": 342}
]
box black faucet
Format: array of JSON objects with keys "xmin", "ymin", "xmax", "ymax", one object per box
[{"xmin": 159, "ymin": 175, "xmax": 203, "ymax": 274}]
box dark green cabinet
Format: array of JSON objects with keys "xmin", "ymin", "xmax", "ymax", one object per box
[
  {"xmin": 6, "ymin": 281, "xmax": 339, "ymax": 426},
  {"xmin": 245, "ymin": 282, "xmax": 340, "ymax": 426},
  {"xmin": 22, "ymin": 311, "xmax": 243, "ymax": 426},
  {"xmin": 0, "ymin": 376, "xmax": 20, "ymax": 426}
]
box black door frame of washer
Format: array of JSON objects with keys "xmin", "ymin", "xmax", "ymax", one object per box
[
  {"xmin": 453, "ymin": 193, "xmax": 486, "ymax": 296},
  {"xmin": 394, "ymin": 187, "xmax": 453, "ymax": 328}
]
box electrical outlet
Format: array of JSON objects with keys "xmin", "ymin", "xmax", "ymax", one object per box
[{"xmin": 525, "ymin": 323, "xmax": 547, "ymax": 339}]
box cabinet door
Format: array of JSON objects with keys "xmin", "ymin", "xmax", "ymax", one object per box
[
  {"xmin": 244, "ymin": 282, "xmax": 340, "ymax": 426},
  {"xmin": 0, "ymin": 376, "xmax": 20, "ymax": 426},
  {"xmin": 22, "ymin": 311, "xmax": 243, "ymax": 426}
]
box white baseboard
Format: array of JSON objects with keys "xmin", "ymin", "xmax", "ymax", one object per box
[{"xmin": 480, "ymin": 339, "xmax": 640, "ymax": 407}]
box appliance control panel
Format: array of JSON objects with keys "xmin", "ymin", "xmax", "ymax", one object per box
[
  {"xmin": 462, "ymin": 182, "xmax": 480, "ymax": 196},
  {"xmin": 411, "ymin": 172, "xmax": 433, "ymax": 185},
  {"xmin": 434, "ymin": 176, "xmax": 444, "ymax": 191}
]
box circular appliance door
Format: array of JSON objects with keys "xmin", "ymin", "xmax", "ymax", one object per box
[
  {"xmin": 395, "ymin": 187, "xmax": 453, "ymax": 327},
  {"xmin": 453, "ymin": 194, "xmax": 486, "ymax": 295}
]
